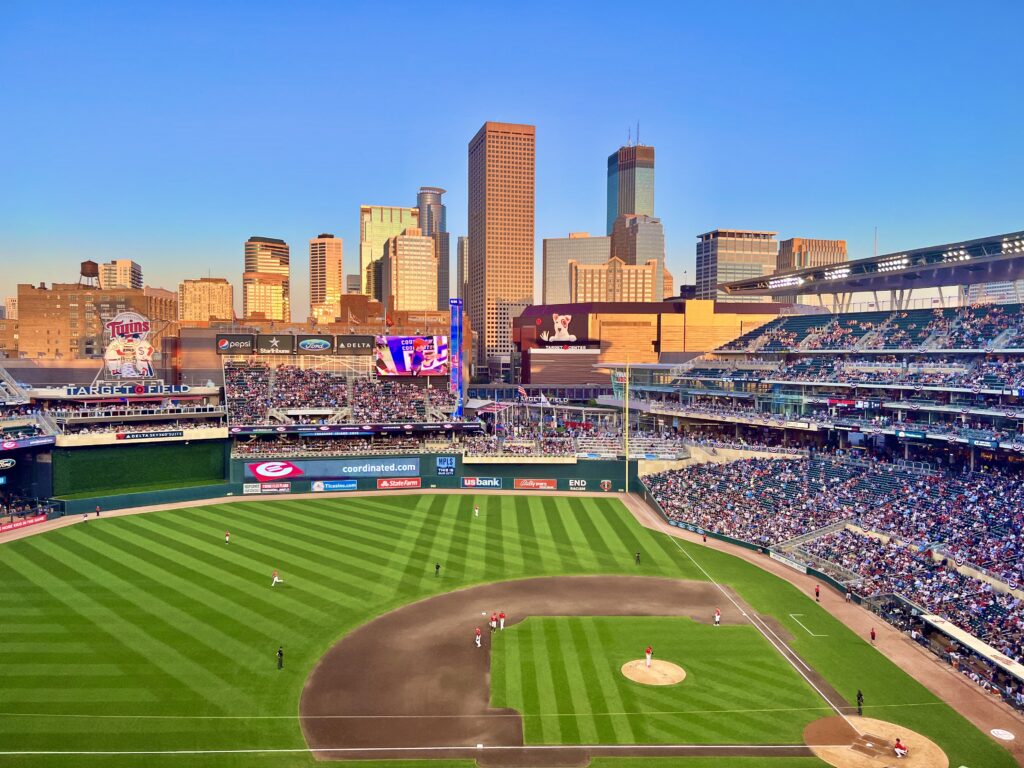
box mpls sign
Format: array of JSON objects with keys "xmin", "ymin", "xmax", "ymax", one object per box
[{"xmin": 103, "ymin": 312, "xmax": 155, "ymax": 378}]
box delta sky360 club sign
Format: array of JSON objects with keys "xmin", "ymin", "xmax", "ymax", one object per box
[{"xmin": 103, "ymin": 312, "xmax": 155, "ymax": 378}]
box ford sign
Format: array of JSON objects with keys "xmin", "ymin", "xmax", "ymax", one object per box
[
  {"xmin": 0, "ymin": 458, "xmax": 14, "ymax": 470},
  {"xmin": 297, "ymin": 337, "xmax": 333, "ymax": 352}
]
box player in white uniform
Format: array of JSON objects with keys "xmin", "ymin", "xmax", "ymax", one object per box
[
  {"xmin": 475, "ymin": 627, "xmax": 482, "ymax": 648},
  {"xmin": 645, "ymin": 645, "xmax": 653, "ymax": 668},
  {"xmin": 271, "ymin": 570, "xmax": 283, "ymax": 586},
  {"xmin": 714, "ymin": 607, "xmax": 721, "ymax": 626}
]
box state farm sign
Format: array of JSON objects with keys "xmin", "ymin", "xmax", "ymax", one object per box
[
  {"xmin": 377, "ymin": 477, "xmax": 422, "ymax": 490},
  {"xmin": 514, "ymin": 478, "xmax": 557, "ymax": 491}
]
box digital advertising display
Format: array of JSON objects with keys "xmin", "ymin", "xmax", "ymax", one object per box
[{"xmin": 374, "ymin": 335, "xmax": 449, "ymax": 376}]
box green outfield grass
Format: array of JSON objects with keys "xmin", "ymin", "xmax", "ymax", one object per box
[
  {"xmin": 491, "ymin": 617, "xmax": 825, "ymax": 745},
  {"xmin": 0, "ymin": 493, "xmax": 1016, "ymax": 768}
]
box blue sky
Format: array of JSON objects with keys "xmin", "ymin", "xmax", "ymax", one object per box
[{"xmin": 1, "ymin": 1, "xmax": 1022, "ymax": 315}]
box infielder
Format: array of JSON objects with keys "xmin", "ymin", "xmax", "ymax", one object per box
[
  {"xmin": 271, "ymin": 570, "xmax": 283, "ymax": 587},
  {"xmin": 714, "ymin": 607, "xmax": 721, "ymax": 626},
  {"xmin": 490, "ymin": 612, "xmax": 498, "ymax": 632},
  {"xmin": 499, "ymin": 611, "xmax": 506, "ymax": 630},
  {"xmin": 475, "ymin": 627, "xmax": 482, "ymax": 648},
  {"xmin": 645, "ymin": 645, "xmax": 653, "ymax": 668},
  {"xmin": 893, "ymin": 738, "xmax": 908, "ymax": 758}
]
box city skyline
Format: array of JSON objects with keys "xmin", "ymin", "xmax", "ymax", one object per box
[{"xmin": 1, "ymin": 3, "xmax": 1022, "ymax": 316}]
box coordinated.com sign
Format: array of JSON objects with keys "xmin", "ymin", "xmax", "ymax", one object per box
[{"xmin": 245, "ymin": 457, "xmax": 421, "ymax": 481}]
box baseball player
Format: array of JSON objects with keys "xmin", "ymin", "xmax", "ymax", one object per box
[
  {"xmin": 95, "ymin": 505, "xmax": 101, "ymax": 517},
  {"xmin": 277, "ymin": 646, "xmax": 284, "ymax": 670},
  {"xmin": 475, "ymin": 627, "xmax": 482, "ymax": 648},
  {"xmin": 870, "ymin": 627, "xmax": 876, "ymax": 645},
  {"xmin": 225, "ymin": 530, "xmax": 230, "ymax": 545},
  {"xmin": 499, "ymin": 610, "xmax": 506, "ymax": 630},
  {"xmin": 490, "ymin": 612, "xmax": 498, "ymax": 632},
  {"xmin": 635, "ymin": 551, "xmax": 641, "ymax": 565},
  {"xmin": 474, "ymin": 505, "xmax": 480, "ymax": 517},
  {"xmin": 893, "ymin": 737, "xmax": 908, "ymax": 758},
  {"xmin": 271, "ymin": 570, "xmax": 283, "ymax": 587},
  {"xmin": 645, "ymin": 645, "xmax": 653, "ymax": 668},
  {"xmin": 856, "ymin": 689, "xmax": 864, "ymax": 716},
  {"xmin": 714, "ymin": 607, "xmax": 721, "ymax": 626},
  {"xmin": 815, "ymin": 584, "xmax": 820, "ymax": 602}
]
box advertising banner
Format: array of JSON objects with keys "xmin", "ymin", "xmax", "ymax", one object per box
[
  {"xmin": 244, "ymin": 457, "xmax": 421, "ymax": 481},
  {"xmin": 335, "ymin": 335, "xmax": 375, "ymax": 356},
  {"xmin": 436, "ymin": 456, "xmax": 456, "ymax": 476},
  {"xmin": 259, "ymin": 482, "xmax": 292, "ymax": 494},
  {"xmin": 216, "ymin": 334, "xmax": 255, "ymax": 354},
  {"xmin": 230, "ymin": 423, "xmax": 481, "ymax": 436},
  {"xmin": 374, "ymin": 335, "xmax": 449, "ymax": 376},
  {"xmin": 514, "ymin": 478, "xmax": 558, "ymax": 490},
  {"xmin": 461, "ymin": 477, "xmax": 502, "ymax": 489},
  {"xmin": 0, "ymin": 514, "xmax": 47, "ymax": 533},
  {"xmin": 312, "ymin": 479, "xmax": 358, "ymax": 492},
  {"xmin": 535, "ymin": 312, "xmax": 590, "ymax": 346},
  {"xmin": 242, "ymin": 483, "xmax": 263, "ymax": 495},
  {"xmin": 116, "ymin": 430, "xmax": 184, "ymax": 441},
  {"xmin": 255, "ymin": 334, "xmax": 295, "ymax": 355},
  {"xmin": 0, "ymin": 436, "xmax": 56, "ymax": 452},
  {"xmin": 377, "ymin": 477, "xmax": 422, "ymax": 490},
  {"xmin": 294, "ymin": 335, "xmax": 335, "ymax": 354},
  {"xmin": 567, "ymin": 479, "xmax": 588, "ymax": 491}
]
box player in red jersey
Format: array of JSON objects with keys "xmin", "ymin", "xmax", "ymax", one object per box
[{"xmin": 645, "ymin": 645, "xmax": 653, "ymax": 668}]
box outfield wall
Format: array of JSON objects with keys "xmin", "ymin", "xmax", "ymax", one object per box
[
  {"xmin": 52, "ymin": 441, "xmax": 230, "ymax": 497},
  {"xmin": 51, "ymin": 451, "xmax": 639, "ymax": 512}
]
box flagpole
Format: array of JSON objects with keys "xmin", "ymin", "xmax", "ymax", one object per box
[{"xmin": 624, "ymin": 356, "xmax": 630, "ymax": 493}]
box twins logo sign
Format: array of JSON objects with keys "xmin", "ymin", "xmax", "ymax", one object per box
[
  {"xmin": 103, "ymin": 312, "xmax": 155, "ymax": 378},
  {"xmin": 247, "ymin": 461, "xmax": 305, "ymax": 482}
]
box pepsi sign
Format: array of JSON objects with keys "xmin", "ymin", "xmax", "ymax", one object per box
[{"xmin": 215, "ymin": 334, "xmax": 255, "ymax": 354}]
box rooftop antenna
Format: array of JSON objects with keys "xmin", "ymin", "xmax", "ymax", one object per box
[
  {"xmin": 637, "ymin": 121, "xmax": 640, "ymax": 146},
  {"xmin": 873, "ymin": 226, "xmax": 878, "ymax": 257},
  {"xmin": 627, "ymin": 126, "xmax": 631, "ymax": 147}
]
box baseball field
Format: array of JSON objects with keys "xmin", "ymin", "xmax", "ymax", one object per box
[{"xmin": 0, "ymin": 492, "xmax": 1016, "ymax": 767}]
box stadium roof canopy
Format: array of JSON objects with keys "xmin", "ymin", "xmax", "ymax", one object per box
[{"xmin": 720, "ymin": 231, "xmax": 1024, "ymax": 297}]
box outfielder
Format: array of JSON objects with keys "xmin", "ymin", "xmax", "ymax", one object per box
[
  {"xmin": 225, "ymin": 530, "xmax": 230, "ymax": 545},
  {"xmin": 474, "ymin": 505, "xmax": 480, "ymax": 517},
  {"xmin": 271, "ymin": 570, "xmax": 283, "ymax": 587}
]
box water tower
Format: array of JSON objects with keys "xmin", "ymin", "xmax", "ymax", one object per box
[{"xmin": 79, "ymin": 260, "xmax": 100, "ymax": 288}]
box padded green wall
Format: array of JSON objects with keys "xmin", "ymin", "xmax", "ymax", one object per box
[{"xmin": 53, "ymin": 441, "xmax": 227, "ymax": 497}]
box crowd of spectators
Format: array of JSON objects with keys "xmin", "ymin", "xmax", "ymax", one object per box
[
  {"xmin": 942, "ymin": 304, "xmax": 1019, "ymax": 349},
  {"xmin": 232, "ymin": 435, "xmax": 438, "ymax": 458},
  {"xmin": 802, "ymin": 529, "xmax": 1023, "ymax": 659},
  {"xmin": 60, "ymin": 419, "xmax": 221, "ymax": 436},
  {"xmin": 266, "ymin": 366, "xmax": 349, "ymax": 410},
  {"xmin": 224, "ymin": 362, "xmax": 271, "ymax": 425}
]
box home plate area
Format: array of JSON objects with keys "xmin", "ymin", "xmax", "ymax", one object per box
[{"xmin": 804, "ymin": 715, "xmax": 949, "ymax": 768}]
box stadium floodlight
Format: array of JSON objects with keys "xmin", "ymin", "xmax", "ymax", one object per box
[
  {"xmin": 768, "ymin": 275, "xmax": 805, "ymax": 289},
  {"xmin": 824, "ymin": 267, "xmax": 851, "ymax": 280},
  {"xmin": 877, "ymin": 255, "xmax": 909, "ymax": 272}
]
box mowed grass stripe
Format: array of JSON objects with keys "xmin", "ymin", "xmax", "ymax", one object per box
[
  {"xmin": 541, "ymin": 618, "xmax": 582, "ymax": 743},
  {"xmin": 115, "ymin": 515, "xmax": 318, "ymax": 628},
  {"xmin": 1, "ymin": 545, "xmax": 236, "ymax": 709},
  {"xmin": 554, "ymin": 618, "xmax": 599, "ymax": 742},
  {"xmin": 88, "ymin": 524, "xmax": 290, "ymax": 642},
  {"xmin": 484, "ymin": 493, "xmax": 507, "ymax": 574},
  {"xmin": 26, "ymin": 535, "xmax": 255, "ymax": 670},
  {"xmin": 527, "ymin": 619, "xmax": 563, "ymax": 743},
  {"xmin": 394, "ymin": 493, "xmax": 453, "ymax": 590},
  {"xmin": 551, "ymin": 497, "xmax": 601, "ymax": 571}
]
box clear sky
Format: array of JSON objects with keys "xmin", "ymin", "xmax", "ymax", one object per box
[{"xmin": 2, "ymin": 1, "xmax": 1022, "ymax": 316}]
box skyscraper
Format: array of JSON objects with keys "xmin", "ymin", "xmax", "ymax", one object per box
[
  {"xmin": 775, "ymin": 238, "xmax": 847, "ymax": 303},
  {"xmin": 359, "ymin": 205, "xmax": 419, "ymax": 299},
  {"xmin": 468, "ymin": 121, "xmax": 535, "ymax": 366},
  {"xmin": 456, "ymin": 236, "xmax": 469, "ymax": 302},
  {"xmin": 242, "ymin": 236, "xmax": 290, "ymax": 321},
  {"xmin": 606, "ymin": 144, "xmax": 655, "ymax": 235},
  {"xmin": 696, "ymin": 229, "xmax": 778, "ymax": 303},
  {"xmin": 610, "ymin": 214, "xmax": 666, "ymax": 301},
  {"xmin": 345, "ymin": 274, "xmax": 361, "ymax": 294},
  {"xmin": 379, "ymin": 228, "xmax": 438, "ymax": 312},
  {"xmin": 98, "ymin": 259, "xmax": 143, "ymax": 290},
  {"xmin": 178, "ymin": 277, "xmax": 234, "ymax": 321},
  {"xmin": 569, "ymin": 257, "xmax": 659, "ymax": 303},
  {"xmin": 542, "ymin": 233, "xmax": 611, "ymax": 304},
  {"xmin": 416, "ymin": 187, "xmax": 450, "ymax": 311},
  {"xmin": 309, "ymin": 233, "xmax": 344, "ymax": 321}
]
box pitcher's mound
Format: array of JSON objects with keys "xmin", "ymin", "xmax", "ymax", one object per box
[
  {"xmin": 620, "ymin": 659, "xmax": 686, "ymax": 685},
  {"xmin": 804, "ymin": 715, "xmax": 948, "ymax": 768}
]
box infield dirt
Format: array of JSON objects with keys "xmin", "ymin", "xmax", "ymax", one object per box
[{"xmin": 300, "ymin": 575, "xmax": 823, "ymax": 764}]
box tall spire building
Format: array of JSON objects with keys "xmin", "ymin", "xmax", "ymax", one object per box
[
  {"xmin": 606, "ymin": 144, "xmax": 655, "ymax": 234},
  {"xmin": 416, "ymin": 187, "xmax": 450, "ymax": 311}
]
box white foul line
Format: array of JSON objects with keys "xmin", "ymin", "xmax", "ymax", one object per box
[
  {"xmin": 790, "ymin": 613, "xmax": 829, "ymax": 637},
  {"xmin": 0, "ymin": 743, "xmax": 841, "ymax": 757},
  {"xmin": 653, "ymin": 512, "xmax": 860, "ymax": 736}
]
